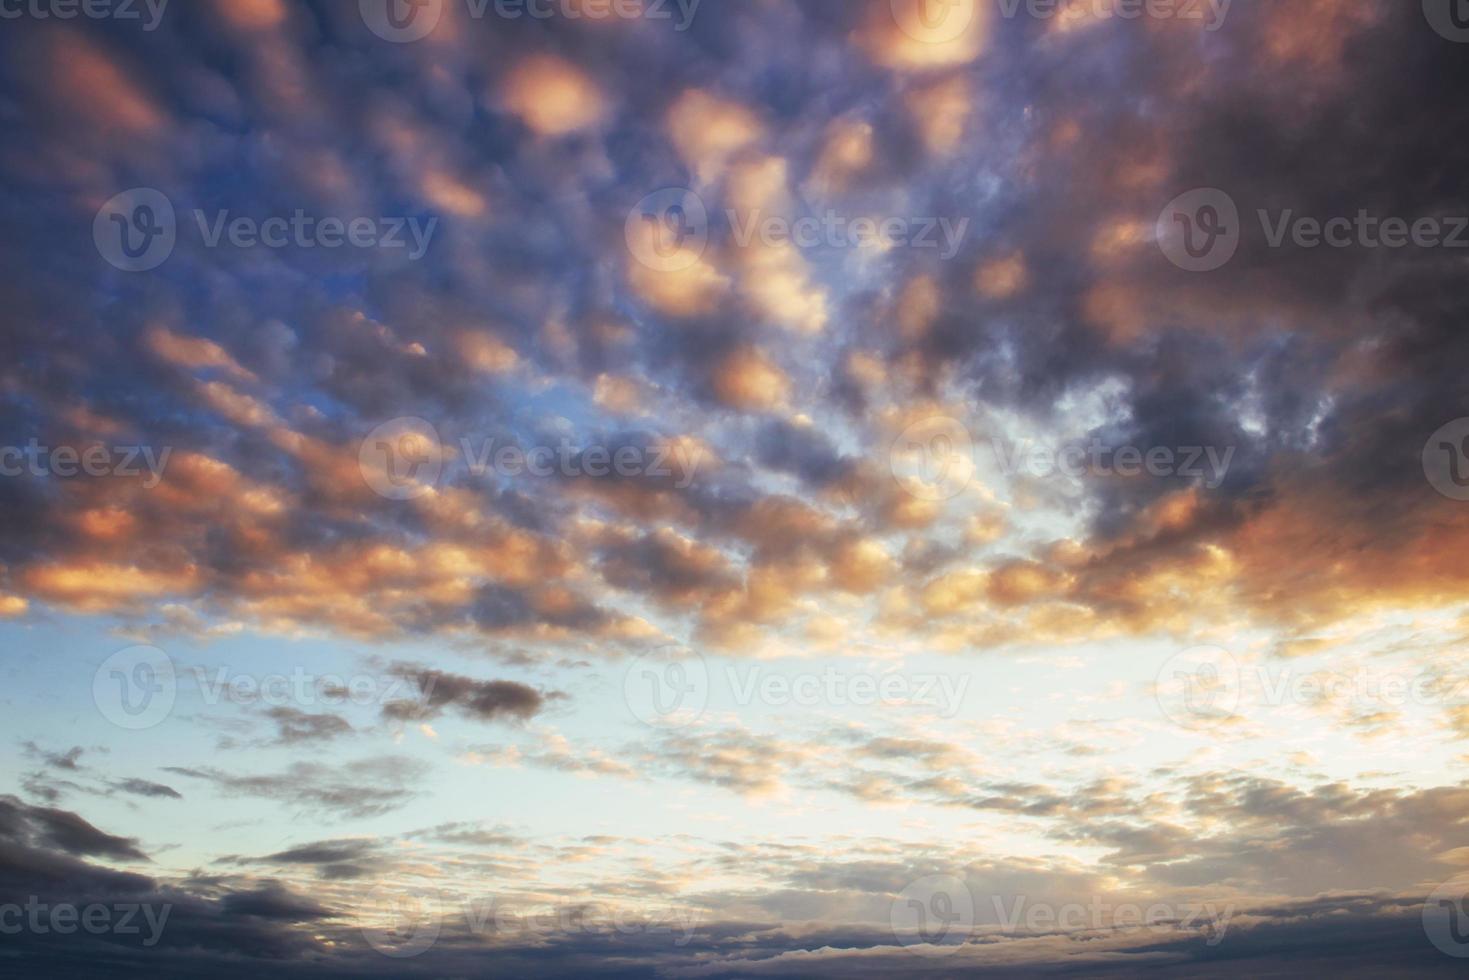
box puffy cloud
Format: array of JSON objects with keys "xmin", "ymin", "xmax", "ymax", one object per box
[
  {"xmin": 711, "ymin": 346, "xmax": 792, "ymax": 413},
  {"xmin": 666, "ymin": 89, "xmax": 764, "ymax": 184},
  {"xmin": 502, "ymin": 54, "xmax": 609, "ymax": 136}
]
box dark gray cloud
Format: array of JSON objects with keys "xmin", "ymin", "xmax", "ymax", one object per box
[{"xmin": 383, "ymin": 663, "xmax": 561, "ymax": 725}]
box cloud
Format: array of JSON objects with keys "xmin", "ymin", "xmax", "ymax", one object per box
[
  {"xmin": 502, "ymin": 54, "xmax": 610, "ymax": 136},
  {"xmin": 383, "ymin": 664, "xmax": 563, "ymax": 725}
]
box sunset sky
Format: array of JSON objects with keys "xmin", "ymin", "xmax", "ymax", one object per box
[{"xmin": 3, "ymin": 0, "xmax": 1469, "ymax": 975}]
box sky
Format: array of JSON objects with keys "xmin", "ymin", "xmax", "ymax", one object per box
[{"xmin": 2, "ymin": 0, "xmax": 1469, "ymax": 975}]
